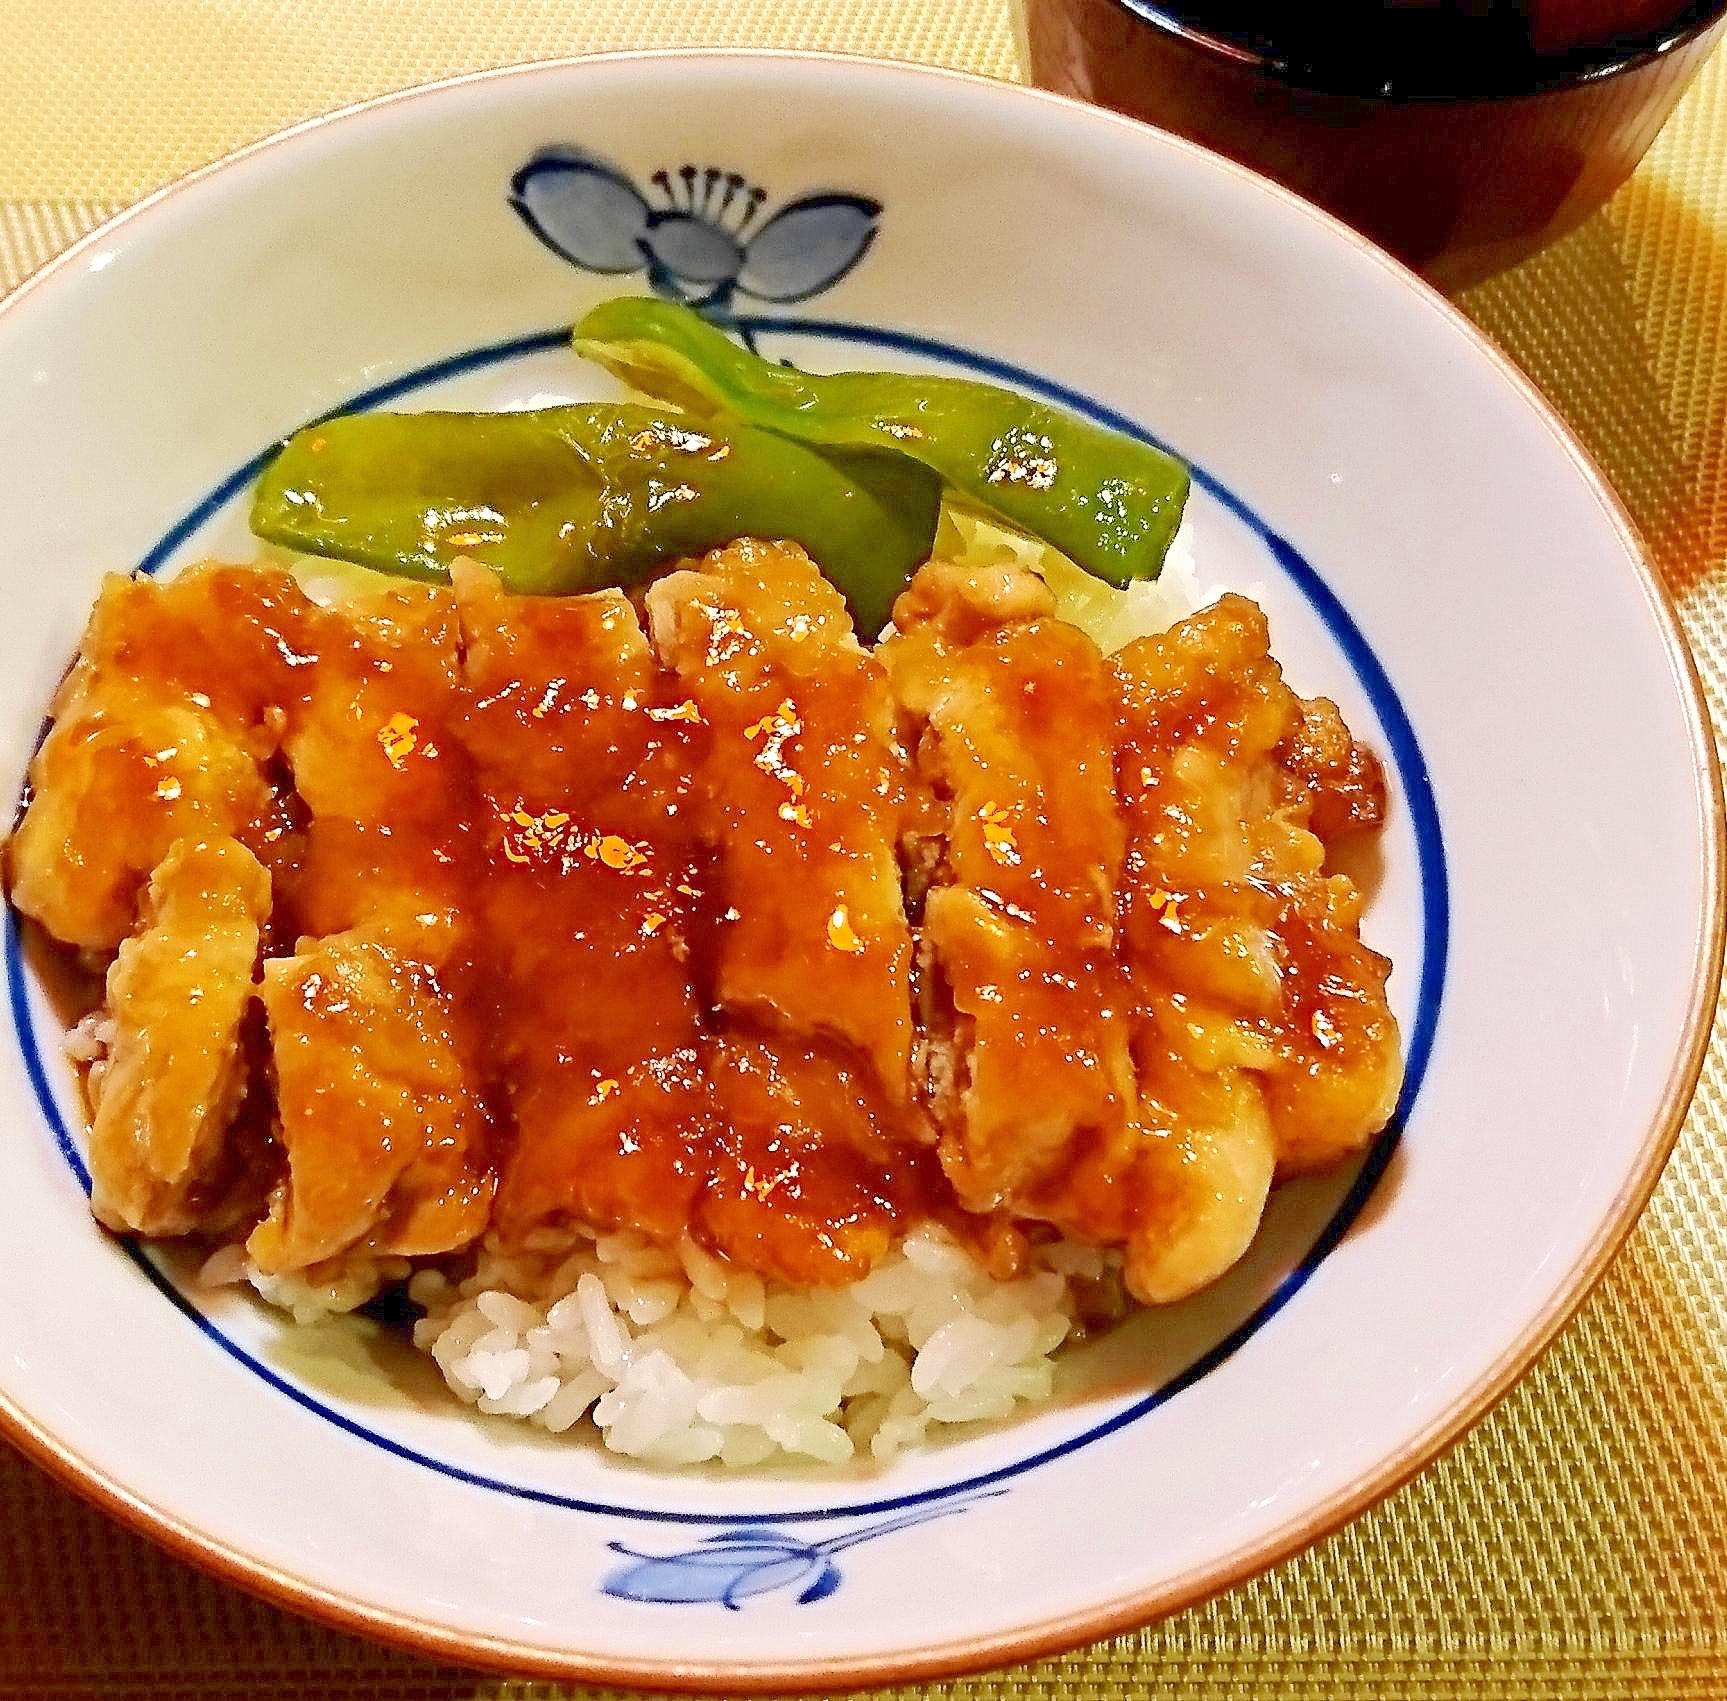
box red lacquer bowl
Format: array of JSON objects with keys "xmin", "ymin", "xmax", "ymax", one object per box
[{"xmin": 1018, "ymin": 0, "xmax": 1727, "ymax": 290}]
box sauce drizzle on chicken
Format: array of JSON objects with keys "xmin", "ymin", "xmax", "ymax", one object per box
[{"xmin": 6, "ymin": 544, "xmax": 1401, "ymax": 1304}]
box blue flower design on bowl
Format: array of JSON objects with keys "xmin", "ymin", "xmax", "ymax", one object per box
[
  {"xmin": 509, "ymin": 150, "xmax": 881, "ymax": 309},
  {"xmin": 600, "ymin": 1498, "xmax": 994, "ymax": 1610}
]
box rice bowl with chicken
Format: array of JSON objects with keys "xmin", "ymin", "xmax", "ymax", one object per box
[{"xmin": 1, "ymin": 55, "xmax": 1714, "ymax": 1690}]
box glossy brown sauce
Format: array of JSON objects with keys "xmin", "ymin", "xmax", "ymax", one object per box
[
  {"xmin": 1109, "ymin": 594, "xmax": 1401, "ymax": 1190},
  {"xmin": 459, "ymin": 569, "xmax": 715, "ymax": 1258},
  {"xmin": 8, "ymin": 555, "xmax": 1400, "ymax": 1302},
  {"xmin": 881, "ymin": 559, "xmax": 1135, "ymax": 1216}
]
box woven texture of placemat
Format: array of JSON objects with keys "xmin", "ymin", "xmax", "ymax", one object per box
[{"xmin": 3, "ymin": 4, "xmax": 1726, "ymax": 1698}]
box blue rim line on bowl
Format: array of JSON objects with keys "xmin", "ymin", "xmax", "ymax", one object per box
[{"xmin": 4, "ymin": 314, "xmax": 1450, "ymax": 1527}]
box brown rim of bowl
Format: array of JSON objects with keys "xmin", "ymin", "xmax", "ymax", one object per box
[
  {"xmin": 0, "ymin": 48, "xmax": 1719, "ymax": 1693},
  {"xmin": 1104, "ymin": 0, "xmax": 1727, "ymax": 99}
]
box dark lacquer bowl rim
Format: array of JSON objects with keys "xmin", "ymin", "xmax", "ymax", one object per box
[{"xmin": 1104, "ymin": 0, "xmax": 1727, "ymax": 101}]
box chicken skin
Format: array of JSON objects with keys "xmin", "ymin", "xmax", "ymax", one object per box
[
  {"xmin": 646, "ymin": 541, "xmax": 936, "ymax": 1283},
  {"xmin": 8, "ymin": 566, "xmax": 308, "ymax": 951},
  {"xmin": 1113, "ymin": 595, "xmax": 1402, "ymax": 1180},
  {"xmin": 1090, "ymin": 593, "xmax": 1402, "ymax": 1300},
  {"xmin": 87, "ymin": 836, "xmax": 271, "ymax": 1238},
  {"xmin": 456, "ymin": 564, "xmax": 713, "ymax": 1255},
  {"xmin": 248, "ymin": 922, "xmax": 492, "ymax": 1272},
  {"xmin": 881, "ymin": 559, "xmax": 1136, "ymax": 1213},
  {"xmin": 10, "ymin": 549, "xmax": 1400, "ymax": 1307},
  {"xmin": 646, "ymin": 540, "xmax": 918, "ymax": 1104},
  {"xmin": 247, "ymin": 579, "xmax": 495, "ymax": 1270},
  {"xmin": 884, "ymin": 574, "xmax": 1399, "ymax": 1304}
]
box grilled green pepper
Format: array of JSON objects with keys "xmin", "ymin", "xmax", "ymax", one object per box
[
  {"xmin": 250, "ymin": 403, "xmax": 942, "ymax": 632},
  {"xmin": 573, "ymin": 297, "xmax": 1191, "ymax": 587}
]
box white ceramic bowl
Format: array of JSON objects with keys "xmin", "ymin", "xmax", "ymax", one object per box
[{"xmin": 0, "ymin": 51, "xmax": 1717, "ymax": 1689}]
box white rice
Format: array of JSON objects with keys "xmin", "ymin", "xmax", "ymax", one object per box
[
  {"xmin": 413, "ymin": 1224, "xmax": 1106, "ymax": 1466},
  {"xmin": 65, "ymin": 1011, "xmax": 116, "ymax": 1098},
  {"xmin": 211, "ymin": 1248, "xmax": 415, "ymax": 1325},
  {"xmin": 200, "ymin": 1226, "xmax": 1114, "ymax": 1466}
]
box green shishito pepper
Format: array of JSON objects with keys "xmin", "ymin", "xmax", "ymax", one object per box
[
  {"xmin": 250, "ymin": 403, "xmax": 941, "ymax": 633},
  {"xmin": 573, "ymin": 298, "xmax": 1191, "ymax": 588}
]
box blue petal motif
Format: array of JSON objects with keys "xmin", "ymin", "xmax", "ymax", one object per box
[
  {"xmin": 599, "ymin": 1496, "xmax": 1001, "ymax": 1610},
  {"xmin": 737, "ymin": 193, "xmax": 882, "ymax": 302},
  {"xmin": 797, "ymin": 1562, "xmax": 843, "ymax": 1604},
  {"xmin": 603, "ymin": 1538, "xmax": 826, "ymax": 1611},
  {"xmin": 509, "ymin": 149, "xmax": 652, "ymax": 274},
  {"xmin": 508, "ymin": 150, "xmax": 881, "ymax": 306},
  {"xmin": 643, "ymin": 215, "xmax": 745, "ymax": 288}
]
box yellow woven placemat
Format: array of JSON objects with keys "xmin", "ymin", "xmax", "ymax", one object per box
[{"xmin": 3, "ymin": 5, "xmax": 1726, "ymax": 1698}]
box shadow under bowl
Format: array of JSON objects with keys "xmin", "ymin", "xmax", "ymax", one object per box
[{"xmin": 1018, "ymin": 0, "xmax": 1727, "ymax": 290}]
